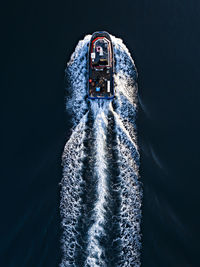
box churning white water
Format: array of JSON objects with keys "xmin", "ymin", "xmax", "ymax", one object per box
[
  {"xmin": 84, "ymin": 101, "xmax": 110, "ymax": 267},
  {"xmin": 60, "ymin": 34, "xmax": 142, "ymax": 267}
]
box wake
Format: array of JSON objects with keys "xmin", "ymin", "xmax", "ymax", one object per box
[{"xmin": 60, "ymin": 34, "xmax": 142, "ymax": 267}]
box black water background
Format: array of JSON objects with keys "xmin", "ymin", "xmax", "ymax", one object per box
[{"xmin": 1, "ymin": 0, "xmax": 200, "ymax": 266}]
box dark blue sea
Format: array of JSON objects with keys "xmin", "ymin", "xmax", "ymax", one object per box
[{"xmin": 1, "ymin": 0, "xmax": 200, "ymax": 266}]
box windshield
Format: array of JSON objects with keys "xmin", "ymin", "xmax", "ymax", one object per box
[{"xmin": 91, "ymin": 37, "xmax": 111, "ymax": 67}]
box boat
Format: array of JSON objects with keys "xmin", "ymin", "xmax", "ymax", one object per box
[{"xmin": 88, "ymin": 31, "xmax": 114, "ymax": 99}]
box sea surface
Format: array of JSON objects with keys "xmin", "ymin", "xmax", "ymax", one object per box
[{"xmin": 1, "ymin": 0, "xmax": 200, "ymax": 266}]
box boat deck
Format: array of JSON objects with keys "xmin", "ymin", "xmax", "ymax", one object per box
[{"xmin": 88, "ymin": 31, "xmax": 114, "ymax": 99}]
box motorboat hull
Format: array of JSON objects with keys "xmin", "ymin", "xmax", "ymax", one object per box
[{"xmin": 88, "ymin": 31, "xmax": 114, "ymax": 99}]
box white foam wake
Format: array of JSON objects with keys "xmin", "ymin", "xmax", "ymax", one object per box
[
  {"xmin": 61, "ymin": 33, "xmax": 142, "ymax": 267},
  {"xmin": 65, "ymin": 34, "xmax": 91, "ymax": 126},
  {"xmin": 60, "ymin": 112, "xmax": 88, "ymax": 267},
  {"xmin": 84, "ymin": 101, "xmax": 110, "ymax": 267},
  {"xmin": 111, "ymin": 35, "xmax": 142, "ymax": 266}
]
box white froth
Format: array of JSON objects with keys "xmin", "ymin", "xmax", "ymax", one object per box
[
  {"xmin": 84, "ymin": 101, "xmax": 110, "ymax": 267},
  {"xmin": 61, "ymin": 33, "xmax": 142, "ymax": 267},
  {"xmin": 60, "ymin": 113, "xmax": 88, "ymax": 266}
]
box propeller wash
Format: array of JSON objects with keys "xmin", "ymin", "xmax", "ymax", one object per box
[{"xmin": 60, "ymin": 34, "xmax": 142, "ymax": 267}]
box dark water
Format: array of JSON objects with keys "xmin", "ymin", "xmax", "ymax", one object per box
[{"xmin": 1, "ymin": 0, "xmax": 200, "ymax": 266}]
